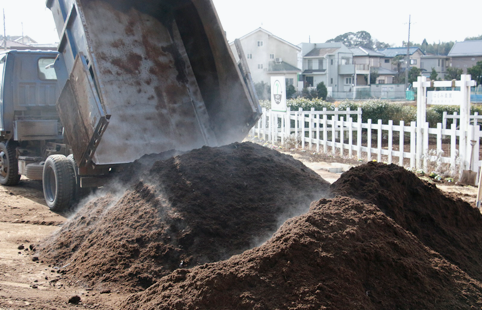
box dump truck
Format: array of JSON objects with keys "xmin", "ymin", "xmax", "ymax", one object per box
[{"xmin": 0, "ymin": 0, "xmax": 261, "ymax": 211}]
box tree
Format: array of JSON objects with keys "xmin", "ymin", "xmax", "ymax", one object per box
[
  {"xmin": 316, "ymin": 82, "xmax": 328, "ymax": 100},
  {"xmin": 465, "ymin": 34, "xmax": 482, "ymax": 41},
  {"xmin": 408, "ymin": 40, "xmax": 454, "ymax": 56},
  {"xmin": 286, "ymin": 84, "xmax": 296, "ymax": 99},
  {"xmin": 408, "ymin": 67, "xmax": 421, "ymax": 85},
  {"xmin": 467, "ymin": 61, "xmax": 482, "ymax": 85},
  {"xmin": 370, "ymin": 68, "xmax": 379, "ymax": 84},
  {"xmin": 391, "ymin": 55, "xmax": 405, "ymax": 84},
  {"xmin": 445, "ymin": 67, "xmax": 463, "ymax": 80},
  {"xmin": 374, "ymin": 40, "xmax": 391, "ymax": 50},
  {"xmin": 430, "ymin": 68, "xmax": 438, "ymax": 81},
  {"xmin": 326, "ymin": 30, "xmax": 389, "ymax": 50}
]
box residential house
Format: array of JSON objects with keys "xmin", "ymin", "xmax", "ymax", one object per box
[
  {"xmin": 0, "ymin": 35, "xmax": 57, "ymax": 51},
  {"xmin": 378, "ymin": 47, "xmax": 425, "ymax": 81},
  {"xmin": 350, "ymin": 47, "xmax": 380, "ymax": 85},
  {"xmin": 448, "ymin": 40, "xmax": 482, "ymax": 73},
  {"xmin": 299, "ymin": 42, "xmax": 356, "ymax": 97},
  {"xmin": 420, "ymin": 55, "xmax": 449, "ymax": 80},
  {"xmin": 229, "ymin": 28, "xmax": 301, "ymax": 89}
]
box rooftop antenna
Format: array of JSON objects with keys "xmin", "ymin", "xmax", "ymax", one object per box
[
  {"xmin": 309, "ymin": 35, "xmax": 311, "ymax": 43},
  {"xmin": 21, "ymin": 22, "xmax": 24, "ymax": 43}
]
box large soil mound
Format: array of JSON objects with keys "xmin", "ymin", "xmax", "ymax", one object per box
[
  {"xmin": 120, "ymin": 197, "xmax": 482, "ymax": 310},
  {"xmin": 38, "ymin": 142, "xmax": 329, "ymax": 292},
  {"xmin": 330, "ymin": 162, "xmax": 482, "ymax": 282}
]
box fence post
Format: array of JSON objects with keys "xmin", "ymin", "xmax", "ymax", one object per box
[
  {"xmin": 460, "ymin": 74, "xmax": 471, "ymax": 174},
  {"xmin": 367, "ymin": 119, "xmax": 372, "ymax": 161},
  {"xmin": 357, "ymin": 115, "xmax": 362, "ymax": 160},
  {"xmin": 332, "ymin": 115, "xmax": 337, "ymax": 156},
  {"xmin": 442, "ymin": 111, "xmax": 447, "ymax": 131},
  {"xmin": 300, "ymin": 108, "xmax": 305, "ymax": 149},
  {"xmin": 410, "ymin": 121, "xmax": 416, "ymax": 169},
  {"xmin": 423, "ymin": 122, "xmax": 429, "ymax": 172},
  {"xmin": 348, "ymin": 117, "xmax": 353, "ymax": 158},
  {"xmin": 436, "ymin": 123, "xmax": 442, "ymax": 155},
  {"xmin": 399, "ymin": 121, "xmax": 405, "ymax": 166},
  {"xmin": 286, "ymin": 107, "xmax": 291, "ymax": 142},
  {"xmin": 316, "ymin": 113, "xmax": 320, "ymax": 153},
  {"xmin": 340, "ymin": 116, "xmax": 345, "ymax": 158},
  {"xmin": 323, "ymin": 112, "xmax": 328, "ymax": 153},
  {"xmin": 450, "ymin": 123, "xmax": 457, "ymax": 176},
  {"xmin": 309, "ymin": 108, "xmax": 314, "ymax": 150},
  {"xmin": 388, "ymin": 120, "xmax": 393, "ymax": 164},
  {"xmin": 377, "ymin": 119, "xmax": 382, "ymax": 162},
  {"xmin": 415, "ymin": 76, "xmax": 427, "ymax": 170}
]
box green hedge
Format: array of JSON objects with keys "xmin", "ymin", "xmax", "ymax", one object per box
[{"xmin": 260, "ymin": 99, "xmax": 481, "ymax": 126}]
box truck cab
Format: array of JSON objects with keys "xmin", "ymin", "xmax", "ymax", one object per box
[{"xmin": 0, "ymin": 50, "xmax": 72, "ymax": 210}]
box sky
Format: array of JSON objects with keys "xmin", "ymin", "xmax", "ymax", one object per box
[{"xmin": 0, "ymin": 0, "xmax": 480, "ymax": 47}]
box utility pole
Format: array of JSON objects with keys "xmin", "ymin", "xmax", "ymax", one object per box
[
  {"xmin": 3, "ymin": 9, "xmax": 6, "ymax": 50},
  {"xmin": 405, "ymin": 15, "xmax": 411, "ymax": 90}
]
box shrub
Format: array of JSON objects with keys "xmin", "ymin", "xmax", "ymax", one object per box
[{"xmin": 316, "ymin": 82, "xmax": 328, "ymax": 100}]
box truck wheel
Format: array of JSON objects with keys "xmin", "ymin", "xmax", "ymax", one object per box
[
  {"xmin": 0, "ymin": 141, "xmax": 20, "ymax": 186},
  {"xmin": 43, "ymin": 155, "xmax": 75, "ymax": 211}
]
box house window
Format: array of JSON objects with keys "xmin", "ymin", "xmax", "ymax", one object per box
[
  {"xmin": 247, "ymin": 54, "xmax": 252, "ymax": 59},
  {"xmin": 318, "ymin": 59, "xmax": 323, "ymax": 70},
  {"xmin": 345, "ymin": 77, "xmax": 352, "ymax": 85},
  {"xmin": 410, "ymin": 59, "xmax": 417, "ymax": 65},
  {"xmin": 330, "ymin": 78, "xmax": 333, "ymax": 84},
  {"xmin": 257, "ymin": 41, "xmax": 263, "ymax": 47},
  {"xmin": 287, "ymin": 78, "xmax": 294, "ymax": 86},
  {"xmin": 258, "ymin": 64, "xmax": 263, "ymax": 69},
  {"xmin": 378, "ymin": 79, "xmax": 385, "ymax": 84},
  {"xmin": 308, "ymin": 59, "xmax": 313, "ymax": 70},
  {"xmin": 270, "ymin": 54, "xmax": 274, "ymax": 59},
  {"xmin": 330, "ymin": 59, "xmax": 334, "ymax": 65},
  {"xmin": 438, "ymin": 59, "xmax": 441, "ymax": 66},
  {"xmin": 384, "ymin": 59, "xmax": 390, "ymax": 63}
]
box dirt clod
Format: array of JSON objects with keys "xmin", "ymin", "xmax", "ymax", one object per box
[{"xmin": 68, "ymin": 295, "xmax": 81, "ymax": 304}]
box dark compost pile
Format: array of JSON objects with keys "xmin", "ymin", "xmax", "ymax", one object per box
[
  {"xmin": 120, "ymin": 197, "xmax": 482, "ymax": 310},
  {"xmin": 38, "ymin": 142, "xmax": 329, "ymax": 292},
  {"xmin": 39, "ymin": 145, "xmax": 482, "ymax": 309}
]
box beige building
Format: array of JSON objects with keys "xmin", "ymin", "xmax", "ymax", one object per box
[
  {"xmin": 229, "ymin": 28, "xmax": 301, "ymax": 89},
  {"xmin": 448, "ymin": 40, "xmax": 482, "ymax": 73}
]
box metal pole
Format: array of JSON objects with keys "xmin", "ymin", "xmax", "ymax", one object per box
[
  {"xmin": 3, "ymin": 9, "xmax": 6, "ymax": 50},
  {"xmin": 405, "ymin": 15, "xmax": 411, "ymax": 90}
]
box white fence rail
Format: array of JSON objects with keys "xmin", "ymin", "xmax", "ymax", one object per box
[
  {"xmin": 442, "ymin": 111, "xmax": 482, "ymax": 130},
  {"xmin": 249, "ymin": 108, "xmax": 481, "ymax": 178}
]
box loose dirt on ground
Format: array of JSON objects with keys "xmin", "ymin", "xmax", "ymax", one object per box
[{"xmin": 0, "ymin": 142, "xmax": 480, "ymax": 309}]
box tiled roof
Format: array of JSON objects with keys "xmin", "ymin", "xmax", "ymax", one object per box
[
  {"xmin": 268, "ymin": 61, "xmax": 301, "ymax": 72},
  {"xmin": 305, "ymin": 47, "xmax": 339, "ymax": 57},
  {"xmin": 448, "ymin": 40, "xmax": 482, "ymax": 57},
  {"xmin": 350, "ymin": 47, "xmax": 384, "ymax": 57},
  {"xmin": 373, "ymin": 67, "xmax": 398, "ymax": 75},
  {"xmin": 378, "ymin": 47, "xmax": 423, "ymax": 57}
]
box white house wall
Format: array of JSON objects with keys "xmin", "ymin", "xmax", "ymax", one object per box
[{"xmin": 230, "ymin": 29, "xmax": 301, "ymax": 86}]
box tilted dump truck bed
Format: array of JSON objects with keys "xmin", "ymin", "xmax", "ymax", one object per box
[{"xmin": 47, "ymin": 0, "xmax": 261, "ymax": 167}]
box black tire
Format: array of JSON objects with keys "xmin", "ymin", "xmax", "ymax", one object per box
[
  {"xmin": 43, "ymin": 155, "xmax": 75, "ymax": 211},
  {"xmin": 0, "ymin": 141, "xmax": 20, "ymax": 186}
]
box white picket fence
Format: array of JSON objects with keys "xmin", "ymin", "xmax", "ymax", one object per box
[
  {"xmin": 442, "ymin": 111, "xmax": 482, "ymax": 130},
  {"xmin": 249, "ymin": 107, "xmax": 482, "ymax": 177}
]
